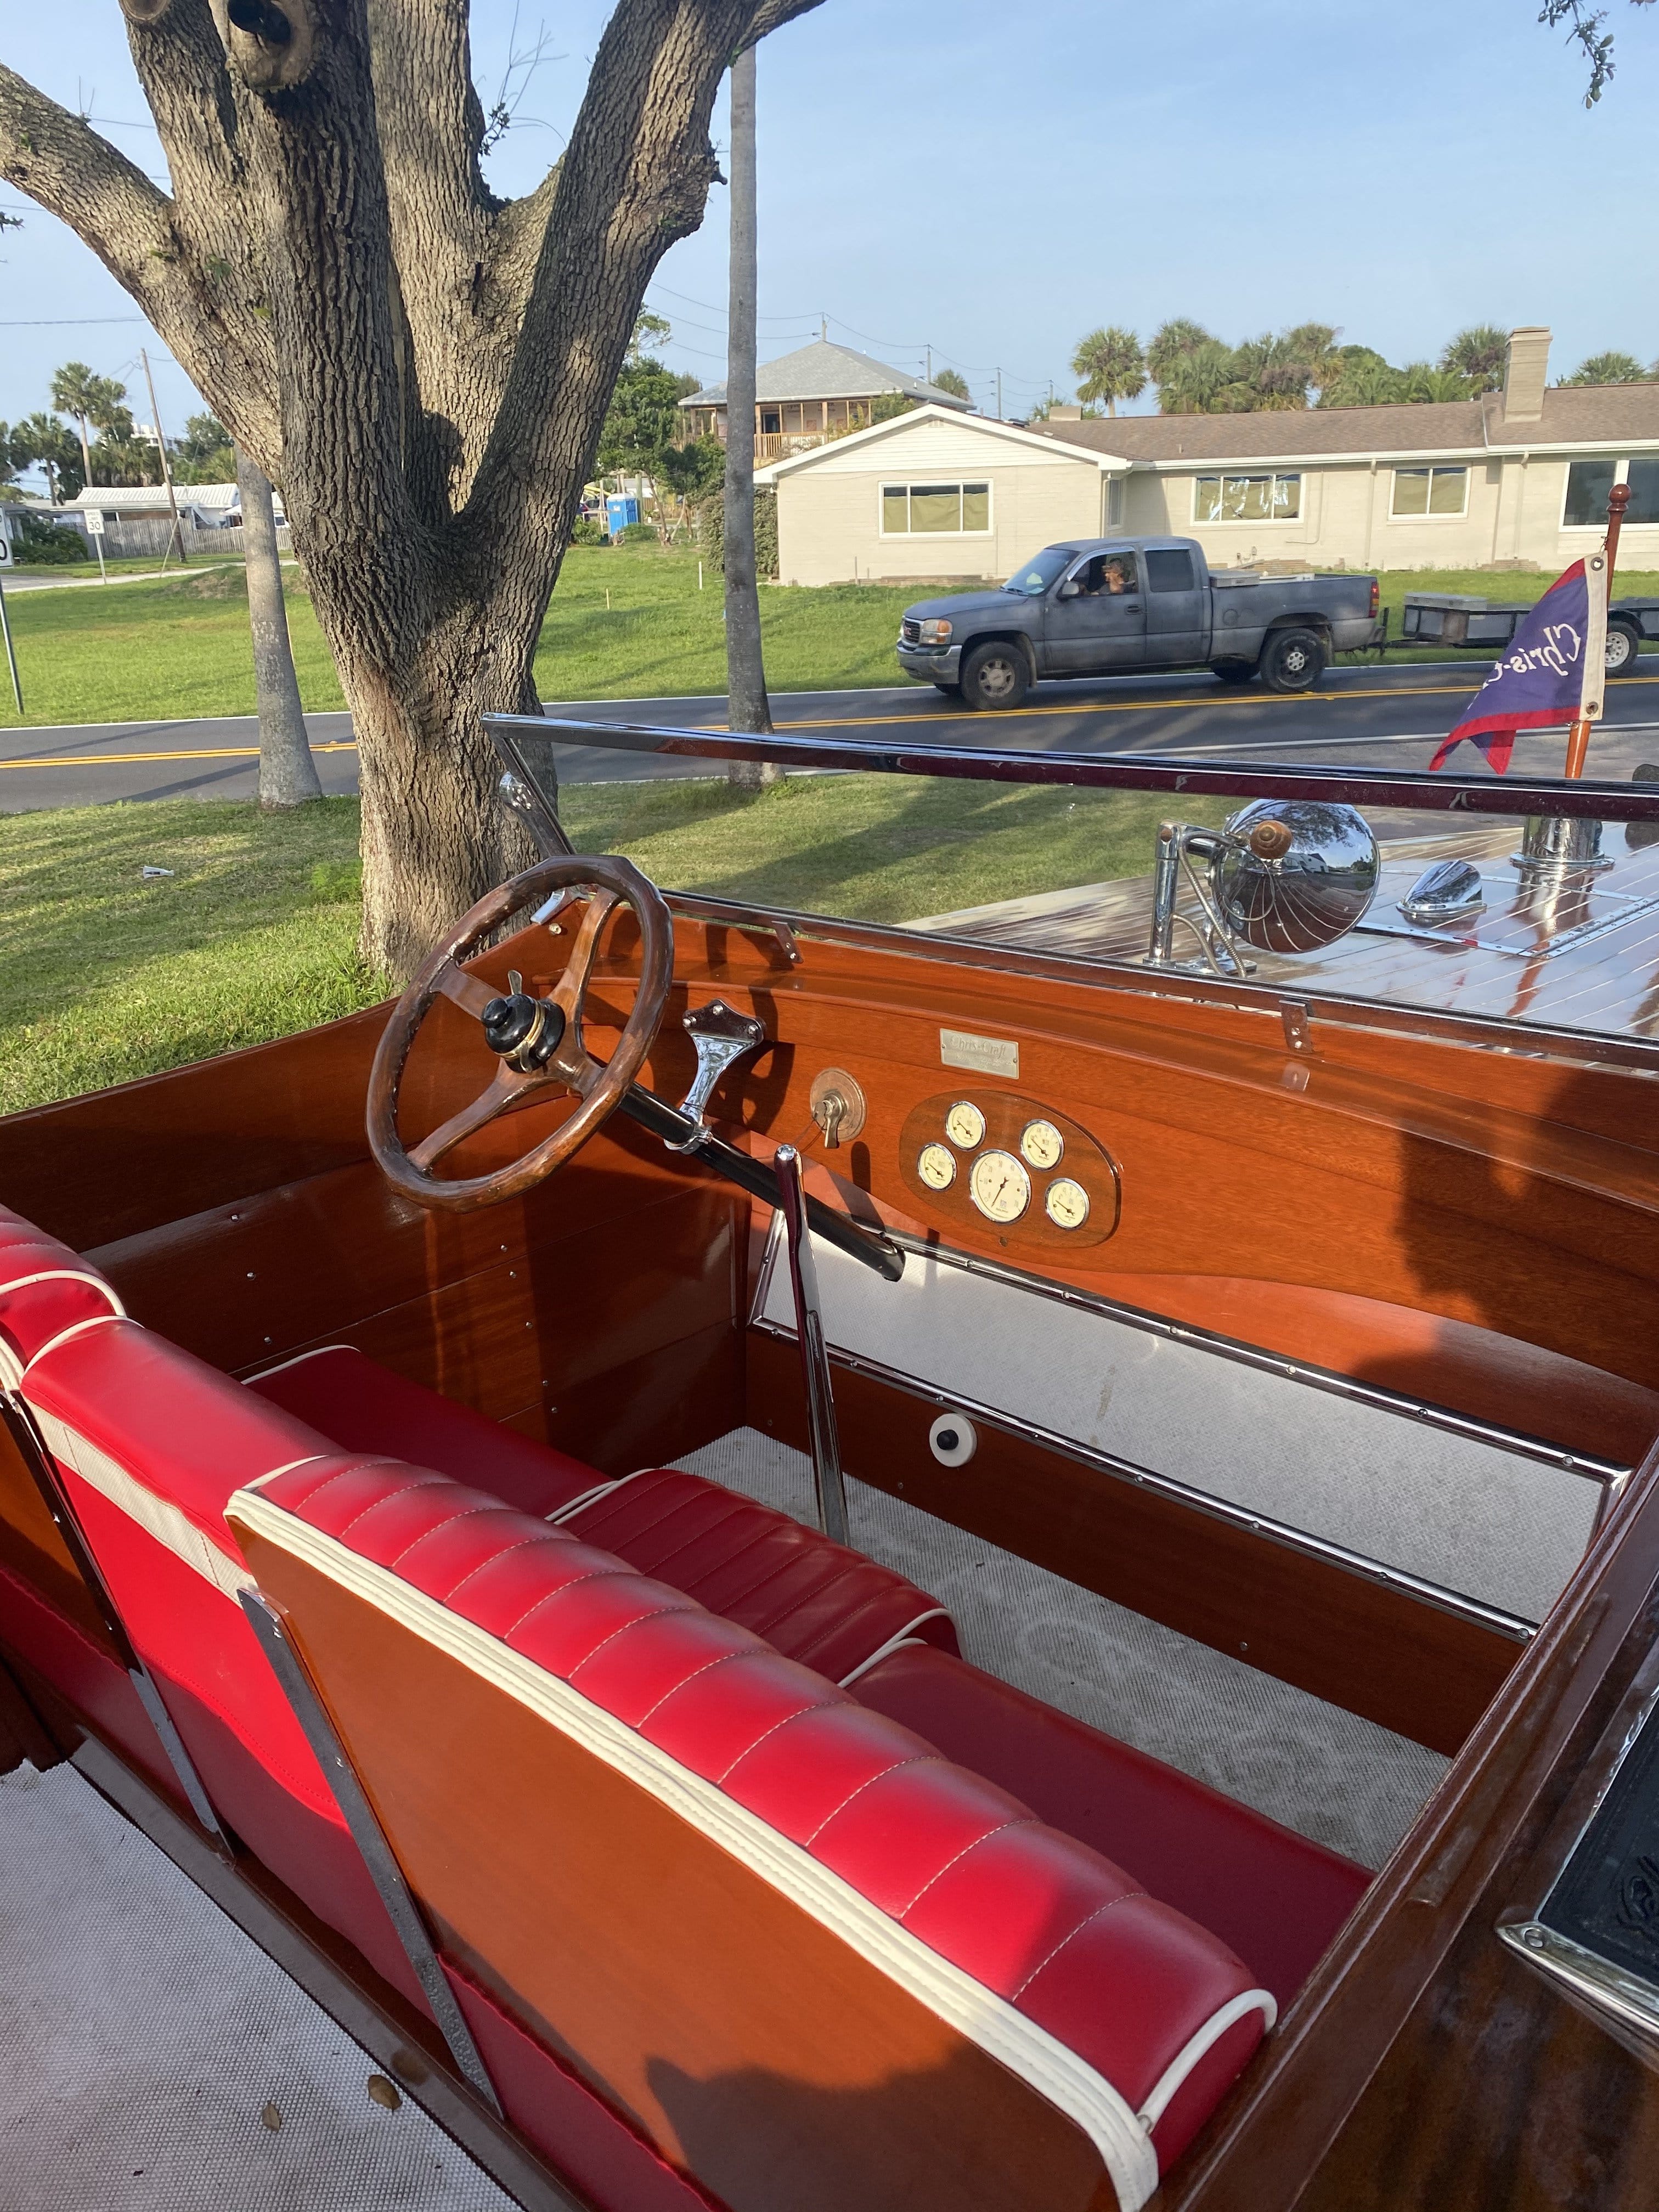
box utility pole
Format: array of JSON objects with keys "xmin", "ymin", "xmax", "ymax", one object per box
[
  {"xmin": 236, "ymin": 447, "xmax": 321, "ymax": 810},
  {"xmin": 140, "ymin": 347, "xmax": 188, "ymax": 566},
  {"xmin": 996, "ymin": 368, "xmax": 1003, "ymax": 421},
  {"xmin": 723, "ymin": 38, "xmax": 778, "ymax": 784},
  {"xmin": 925, "ymin": 343, "xmax": 932, "ymax": 383}
]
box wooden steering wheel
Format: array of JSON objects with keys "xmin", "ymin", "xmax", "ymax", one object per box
[{"xmin": 367, "ymin": 854, "xmax": 674, "ymax": 1212}]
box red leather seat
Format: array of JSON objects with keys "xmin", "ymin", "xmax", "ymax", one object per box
[
  {"xmin": 234, "ymin": 1454, "xmax": 1280, "ymax": 2208},
  {"xmin": 250, "ymin": 1345, "xmax": 954, "ymax": 1683},
  {"xmin": 851, "ymin": 1643, "xmax": 1370, "ymax": 2011}
]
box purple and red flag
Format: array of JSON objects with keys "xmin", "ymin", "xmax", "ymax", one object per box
[{"xmin": 1430, "ymin": 552, "xmax": 1609, "ymax": 773}]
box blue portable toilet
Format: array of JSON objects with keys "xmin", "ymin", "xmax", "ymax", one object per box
[{"xmin": 605, "ymin": 494, "xmax": 641, "ymax": 538}]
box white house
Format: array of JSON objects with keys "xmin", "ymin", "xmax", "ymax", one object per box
[
  {"xmin": 757, "ymin": 329, "xmax": 1659, "ymax": 584},
  {"xmin": 755, "ymin": 410, "xmax": 1124, "ymax": 588}
]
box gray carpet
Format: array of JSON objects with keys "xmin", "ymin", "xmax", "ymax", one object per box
[
  {"xmin": 0, "ymin": 1762, "xmax": 514, "ymax": 2212},
  {"xmin": 676, "ymin": 1426, "xmax": 1448, "ymax": 1871}
]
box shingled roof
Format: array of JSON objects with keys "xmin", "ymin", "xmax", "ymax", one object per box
[
  {"xmin": 1023, "ymin": 383, "xmax": 1659, "ymax": 464},
  {"xmin": 680, "ymin": 338, "xmax": 973, "ymax": 412}
]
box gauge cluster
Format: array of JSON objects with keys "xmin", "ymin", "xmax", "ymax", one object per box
[{"xmin": 899, "ymin": 1090, "xmax": 1120, "ymax": 1251}]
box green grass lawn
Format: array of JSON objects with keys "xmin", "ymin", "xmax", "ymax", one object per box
[
  {"xmin": 4, "ymin": 542, "xmax": 1653, "ymax": 731},
  {"xmin": 0, "ymin": 774, "xmax": 1203, "ymax": 1113},
  {"xmin": 0, "ymin": 798, "xmax": 380, "ymax": 1115}
]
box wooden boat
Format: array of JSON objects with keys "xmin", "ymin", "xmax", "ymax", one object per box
[{"xmin": 4, "ymin": 713, "xmax": 1659, "ymax": 2210}]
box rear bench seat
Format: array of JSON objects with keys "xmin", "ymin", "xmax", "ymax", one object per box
[
  {"xmin": 230, "ymin": 1456, "xmax": 1278, "ymax": 2212},
  {"xmin": 249, "ymin": 1345, "xmax": 951, "ymax": 1685}
]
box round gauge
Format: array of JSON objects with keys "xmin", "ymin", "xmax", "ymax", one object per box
[
  {"xmin": 1020, "ymin": 1119, "xmax": 1064, "ymax": 1171},
  {"xmin": 944, "ymin": 1099, "xmax": 986, "ymax": 1149},
  {"xmin": 917, "ymin": 1142, "xmax": 956, "ymax": 1192},
  {"xmin": 1045, "ymin": 1177, "xmax": 1091, "ymax": 1230},
  {"xmin": 968, "ymin": 1149, "xmax": 1031, "ymax": 1224}
]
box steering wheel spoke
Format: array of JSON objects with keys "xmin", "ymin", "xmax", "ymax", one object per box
[
  {"xmin": 408, "ymin": 1062, "xmax": 547, "ymax": 1173},
  {"xmin": 436, "ymin": 964, "xmax": 500, "ymax": 1024}
]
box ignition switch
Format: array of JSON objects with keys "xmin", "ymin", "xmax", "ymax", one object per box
[{"xmin": 809, "ymin": 1066, "xmax": 867, "ymax": 1150}]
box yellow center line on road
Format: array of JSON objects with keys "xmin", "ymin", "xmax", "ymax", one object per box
[
  {"xmin": 0, "ymin": 741, "xmax": 360, "ymax": 770},
  {"xmin": 7, "ymin": 671, "xmax": 1658, "ymax": 763},
  {"xmin": 768, "ymin": 673, "xmax": 1659, "ymax": 733}
]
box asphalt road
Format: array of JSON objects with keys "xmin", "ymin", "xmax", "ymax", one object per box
[{"xmin": 4, "ymin": 662, "xmax": 1659, "ymax": 812}]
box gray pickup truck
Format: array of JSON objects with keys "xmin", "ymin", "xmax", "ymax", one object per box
[{"xmin": 896, "ymin": 536, "xmax": 1380, "ymax": 709}]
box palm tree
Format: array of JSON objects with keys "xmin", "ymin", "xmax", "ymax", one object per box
[
  {"xmin": 930, "ymin": 366, "xmax": 972, "ymax": 403},
  {"xmin": 1439, "ymin": 325, "xmax": 1508, "ymax": 394},
  {"xmin": 1282, "ymin": 323, "xmax": 1342, "ymax": 396},
  {"xmin": 1146, "ymin": 318, "xmax": 1216, "ymax": 390},
  {"xmin": 48, "ymin": 362, "xmax": 101, "ymax": 489},
  {"xmin": 1159, "ymin": 338, "xmax": 1235, "ymax": 415},
  {"xmin": 1401, "ymin": 363, "xmax": 1472, "ymax": 404},
  {"xmin": 8, "ymin": 411, "xmax": 82, "ymax": 501},
  {"xmin": 1318, "ymin": 349, "xmax": 1405, "ymax": 409},
  {"xmin": 1071, "ymin": 327, "xmax": 1146, "ymax": 417},
  {"xmin": 1225, "ymin": 332, "xmax": 1309, "ymax": 411},
  {"xmin": 1564, "ymin": 351, "xmax": 1652, "ymax": 385}
]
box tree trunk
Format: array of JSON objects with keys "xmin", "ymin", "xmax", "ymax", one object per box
[
  {"xmin": 235, "ymin": 445, "xmax": 321, "ymax": 812},
  {"xmin": 722, "ymin": 41, "xmax": 778, "ymax": 786}
]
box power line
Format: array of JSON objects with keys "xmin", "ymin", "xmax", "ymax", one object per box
[{"xmin": 0, "ymin": 317, "xmax": 149, "ymax": 327}]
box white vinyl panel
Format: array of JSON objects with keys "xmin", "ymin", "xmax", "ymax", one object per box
[{"xmin": 759, "ymin": 1237, "xmax": 1597, "ymax": 1623}]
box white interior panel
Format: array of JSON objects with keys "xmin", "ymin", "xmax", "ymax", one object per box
[{"xmin": 758, "ymin": 1234, "xmax": 1599, "ymax": 1624}]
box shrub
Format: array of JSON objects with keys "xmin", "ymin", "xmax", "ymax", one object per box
[
  {"xmin": 692, "ymin": 486, "xmax": 777, "ymax": 579},
  {"xmin": 10, "ymin": 510, "xmax": 86, "ymax": 565},
  {"xmin": 569, "ymin": 514, "xmax": 607, "ymax": 546},
  {"xmin": 617, "ymin": 519, "xmax": 658, "ymax": 545}
]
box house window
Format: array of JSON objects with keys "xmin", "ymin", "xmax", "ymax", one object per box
[
  {"xmin": 1565, "ymin": 456, "xmax": 1659, "ymax": 527},
  {"xmin": 759, "ymin": 410, "xmax": 782, "ymax": 436},
  {"xmin": 1391, "ymin": 466, "xmax": 1468, "ymax": 518},
  {"xmin": 880, "ymin": 482, "xmax": 992, "ymax": 535},
  {"xmin": 1193, "ymin": 472, "xmax": 1301, "ymax": 523},
  {"xmin": 1105, "ymin": 477, "xmax": 1125, "ymax": 529},
  {"xmin": 1628, "ymin": 459, "xmax": 1659, "ymax": 526}
]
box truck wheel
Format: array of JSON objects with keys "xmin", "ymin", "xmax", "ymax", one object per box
[
  {"xmin": 1607, "ymin": 620, "xmax": 1642, "ymax": 677},
  {"xmin": 1260, "ymin": 628, "xmax": 1326, "ymax": 693},
  {"xmin": 960, "ymin": 641, "xmax": 1029, "ymax": 711},
  {"xmin": 1212, "ymin": 659, "xmax": 1255, "ymax": 685}
]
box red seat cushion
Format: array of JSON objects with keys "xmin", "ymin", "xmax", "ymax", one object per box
[
  {"xmin": 851, "ymin": 1642, "xmax": 1370, "ymax": 2011},
  {"xmin": 250, "ymin": 1347, "xmax": 956, "ymax": 1684},
  {"xmin": 0, "ymin": 1203, "xmax": 125, "ymax": 1380},
  {"xmin": 247, "ymin": 1347, "xmax": 602, "ymax": 1519},
  {"xmin": 563, "ymin": 1467, "xmax": 957, "ymax": 1685}
]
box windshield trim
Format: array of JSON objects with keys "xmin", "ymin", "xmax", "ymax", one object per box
[{"xmin": 489, "ymin": 713, "xmax": 1659, "ymax": 825}]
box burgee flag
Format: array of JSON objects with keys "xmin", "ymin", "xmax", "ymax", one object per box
[{"xmin": 1430, "ymin": 548, "xmax": 1609, "ymax": 773}]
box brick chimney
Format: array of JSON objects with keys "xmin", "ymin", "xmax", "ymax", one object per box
[{"xmin": 1500, "ymin": 326, "xmax": 1551, "ymax": 424}]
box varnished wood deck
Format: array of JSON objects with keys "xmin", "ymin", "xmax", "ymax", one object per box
[{"xmin": 911, "ymin": 826, "xmax": 1659, "ymax": 1041}]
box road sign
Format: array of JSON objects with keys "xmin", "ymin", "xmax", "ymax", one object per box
[
  {"xmin": 0, "ymin": 510, "xmax": 13, "ymax": 569},
  {"xmin": 84, "ymin": 508, "xmax": 105, "ymax": 537}
]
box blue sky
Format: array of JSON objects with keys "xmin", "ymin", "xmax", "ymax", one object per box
[{"xmin": 3, "ymin": 0, "xmax": 1656, "ymax": 466}]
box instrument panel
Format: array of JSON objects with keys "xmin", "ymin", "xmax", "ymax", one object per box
[{"xmin": 899, "ymin": 1091, "xmax": 1120, "ymax": 1251}]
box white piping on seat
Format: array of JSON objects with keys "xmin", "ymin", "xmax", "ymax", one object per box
[
  {"xmin": 837, "ymin": 1611, "xmax": 953, "ymax": 1689},
  {"xmin": 1135, "ymin": 1987, "xmax": 1278, "ymax": 2134},
  {"xmin": 244, "ymin": 1454, "xmax": 337, "ymax": 1495},
  {"xmin": 546, "ymin": 1469, "xmax": 647, "ymax": 1525},
  {"xmin": 26, "ymin": 1405, "xmax": 257, "ymax": 1604},
  {"xmin": 242, "ymin": 1344, "xmax": 360, "ymax": 1384},
  {"xmin": 23, "ymin": 1312, "xmax": 127, "ymax": 1374},
  {"xmin": 0, "ymin": 1268, "xmax": 126, "ymax": 1318},
  {"xmin": 228, "ymin": 1488, "xmax": 1163, "ymax": 2210}
]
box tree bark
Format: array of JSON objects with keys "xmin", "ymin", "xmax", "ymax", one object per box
[
  {"xmin": 235, "ymin": 444, "xmax": 321, "ymax": 811},
  {"xmin": 1, "ymin": 0, "xmax": 823, "ymax": 974},
  {"xmin": 721, "ymin": 40, "xmax": 778, "ymax": 785}
]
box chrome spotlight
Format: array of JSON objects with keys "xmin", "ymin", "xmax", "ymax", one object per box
[{"xmin": 1146, "ymin": 800, "xmax": 1380, "ymax": 973}]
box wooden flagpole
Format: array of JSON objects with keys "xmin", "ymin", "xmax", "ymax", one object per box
[{"xmin": 1564, "ymin": 479, "xmax": 1630, "ymax": 778}]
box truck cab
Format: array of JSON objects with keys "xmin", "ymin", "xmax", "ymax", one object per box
[{"xmin": 896, "ymin": 536, "xmax": 1380, "ymax": 708}]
